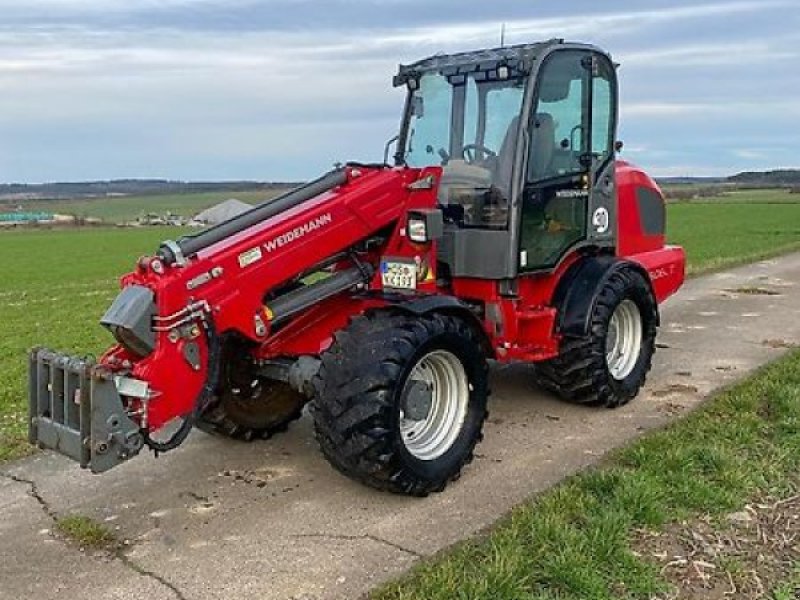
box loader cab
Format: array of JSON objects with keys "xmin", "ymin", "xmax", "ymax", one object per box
[{"xmin": 395, "ymin": 41, "xmax": 618, "ymax": 279}]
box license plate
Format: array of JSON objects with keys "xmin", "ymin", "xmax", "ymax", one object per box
[{"xmin": 381, "ymin": 260, "xmax": 417, "ymax": 290}]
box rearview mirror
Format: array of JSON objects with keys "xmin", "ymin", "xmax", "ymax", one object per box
[{"xmin": 539, "ymin": 77, "xmax": 574, "ymax": 103}]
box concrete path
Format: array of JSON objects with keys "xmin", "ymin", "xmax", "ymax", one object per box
[{"xmin": 3, "ymin": 254, "xmax": 800, "ymax": 600}]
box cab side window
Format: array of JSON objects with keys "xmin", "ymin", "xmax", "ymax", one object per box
[
  {"xmin": 405, "ymin": 74, "xmax": 453, "ymax": 168},
  {"xmin": 527, "ymin": 51, "xmax": 588, "ymax": 183},
  {"xmin": 591, "ymin": 59, "xmax": 616, "ymax": 166}
]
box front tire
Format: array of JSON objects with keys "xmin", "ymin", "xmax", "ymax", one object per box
[
  {"xmin": 197, "ymin": 341, "xmax": 308, "ymax": 441},
  {"xmin": 311, "ymin": 312, "xmax": 489, "ymax": 496},
  {"xmin": 535, "ymin": 265, "xmax": 658, "ymax": 408}
]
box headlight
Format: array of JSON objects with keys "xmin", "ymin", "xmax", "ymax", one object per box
[
  {"xmin": 407, "ymin": 209, "xmax": 444, "ymax": 244},
  {"xmin": 408, "ymin": 218, "xmax": 428, "ymax": 243}
]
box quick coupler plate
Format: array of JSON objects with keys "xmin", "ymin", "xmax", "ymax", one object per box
[{"xmin": 28, "ymin": 348, "xmax": 144, "ymax": 473}]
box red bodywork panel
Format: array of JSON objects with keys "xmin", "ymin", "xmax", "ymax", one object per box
[
  {"xmin": 617, "ymin": 160, "xmax": 665, "ymax": 256},
  {"xmin": 615, "ymin": 160, "xmax": 685, "ymax": 302},
  {"xmin": 102, "ymin": 162, "xmax": 684, "ymax": 433}
]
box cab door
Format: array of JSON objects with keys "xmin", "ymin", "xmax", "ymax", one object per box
[
  {"xmin": 518, "ymin": 49, "xmax": 617, "ymax": 271},
  {"xmin": 586, "ymin": 55, "xmax": 618, "ymax": 248}
]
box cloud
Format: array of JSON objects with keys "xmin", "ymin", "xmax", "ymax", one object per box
[
  {"xmin": 2, "ymin": 2, "xmax": 793, "ymax": 82},
  {"xmin": 623, "ymin": 100, "xmax": 800, "ymax": 118},
  {"xmin": 0, "ymin": 0, "xmax": 797, "ymax": 181},
  {"xmin": 2, "ymin": 0, "xmax": 787, "ymax": 31},
  {"xmin": 621, "ymin": 39, "xmax": 799, "ymax": 68},
  {"xmin": 644, "ymin": 165, "xmax": 734, "ymax": 178},
  {"xmin": 392, "ymin": 1, "xmax": 792, "ymax": 46},
  {"xmin": 733, "ymin": 150, "xmax": 764, "ymax": 160}
]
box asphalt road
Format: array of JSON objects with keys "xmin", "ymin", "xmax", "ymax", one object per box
[{"xmin": 3, "ymin": 253, "xmax": 800, "ymax": 600}]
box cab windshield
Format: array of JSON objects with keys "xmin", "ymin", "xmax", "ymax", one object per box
[{"xmin": 403, "ymin": 71, "xmax": 525, "ymax": 228}]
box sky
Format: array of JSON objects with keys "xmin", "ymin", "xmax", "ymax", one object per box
[{"xmin": 1, "ymin": 0, "xmax": 798, "ymax": 183}]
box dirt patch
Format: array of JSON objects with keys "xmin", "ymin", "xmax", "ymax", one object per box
[
  {"xmin": 763, "ymin": 339, "xmax": 798, "ymax": 349},
  {"xmin": 652, "ymin": 384, "xmax": 700, "ymax": 398},
  {"xmin": 635, "ymin": 495, "xmax": 800, "ymax": 599},
  {"xmin": 217, "ymin": 467, "xmax": 296, "ymax": 489},
  {"xmin": 658, "ymin": 402, "xmax": 686, "ymax": 416},
  {"xmin": 725, "ymin": 287, "xmax": 782, "ymax": 297}
]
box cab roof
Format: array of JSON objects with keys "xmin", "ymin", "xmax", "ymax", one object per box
[{"xmin": 393, "ymin": 39, "xmax": 563, "ymax": 87}]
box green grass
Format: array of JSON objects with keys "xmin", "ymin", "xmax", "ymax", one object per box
[
  {"xmin": 8, "ymin": 189, "xmax": 288, "ymax": 223},
  {"xmin": 667, "ymin": 199, "xmax": 800, "ymax": 276},
  {"xmin": 375, "ymin": 350, "xmax": 800, "ymax": 600},
  {"xmin": 723, "ymin": 188, "xmax": 800, "ymax": 204},
  {"xmin": 0, "ymin": 227, "xmax": 181, "ymax": 460},
  {"xmin": 772, "ymin": 566, "xmax": 800, "ymax": 600},
  {"xmin": 55, "ymin": 515, "xmax": 117, "ymax": 549},
  {"xmin": 664, "ymin": 187, "xmax": 800, "ymax": 204}
]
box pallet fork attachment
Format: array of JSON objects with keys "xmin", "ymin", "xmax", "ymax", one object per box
[{"xmin": 28, "ymin": 348, "xmax": 144, "ymax": 473}]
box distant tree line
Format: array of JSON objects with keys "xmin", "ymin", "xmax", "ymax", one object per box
[
  {"xmin": 662, "ymin": 186, "xmax": 728, "ymax": 201},
  {"xmin": 2, "ymin": 169, "xmax": 798, "ymax": 203},
  {"xmin": 659, "ymin": 169, "xmax": 800, "ymax": 200},
  {"xmin": 0, "ymin": 179, "xmax": 303, "ymax": 201},
  {"xmin": 727, "ymin": 170, "xmax": 800, "ymax": 187}
]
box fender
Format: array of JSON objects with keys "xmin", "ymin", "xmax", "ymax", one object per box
[
  {"xmin": 552, "ymin": 255, "xmax": 659, "ymax": 338},
  {"xmin": 386, "ymin": 294, "xmax": 493, "ymax": 355}
]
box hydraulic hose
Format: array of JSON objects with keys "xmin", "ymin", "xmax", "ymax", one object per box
[{"xmin": 143, "ymin": 317, "xmax": 221, "ymax": 455}]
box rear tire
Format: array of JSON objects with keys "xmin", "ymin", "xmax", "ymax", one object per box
[
  {"xmin": 535, "ymin": 265, "xmax": 658, "ymax": 408},
  {"xmin": 311, "ymin": 311, "xmax": 489, "ymax": 496}
]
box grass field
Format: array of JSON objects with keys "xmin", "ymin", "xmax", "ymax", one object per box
[
  {"xmin": 663, "ymin": 187, "xmax": 800, "ymax": 204},
  {"xmin": 668, "ymin": 199, "xmax": 800, "ymax": 275},
  {"xmin": 1, "ymin": 190, "xmax": 799, "ymax": 460},
  {"xmin": 0, "ymin": 227, "xmax": 180, "ymax": 459},
  {"xmin": 721, "ymin": 188, "xmax": 800, "ymax": 203},
  {"xmin": 7, "ymin": 188, "xmax": 291, "ymax": 223}
]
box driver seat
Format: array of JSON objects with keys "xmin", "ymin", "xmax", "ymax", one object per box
[
  {"xmin": 494, "ymin": 112, "xmax": 556, "ymax": 193},
  {"xmin": 494, "ymin": 115, "xmax": 520, "ymax": 198}
]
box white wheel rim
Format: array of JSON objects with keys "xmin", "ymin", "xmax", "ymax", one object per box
[
  {"xmin": 605, "ymin": 299, "xmax": 643, "ymax": 381},
  {"xmin": 399, "ymin": 350, "xmax": 469, "ymax": 461}
]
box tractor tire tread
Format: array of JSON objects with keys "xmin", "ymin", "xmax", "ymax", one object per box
[
  {"xmin": 196, "ymin": 400, "xmax": 305, "ymax": 442},
  {"xmin": 534, "ymin": 265, "xmax": 657, "ymax": 408},
  {"xmin": 311, "ymin": 310, "xmax": 488, "ymax": 496}
]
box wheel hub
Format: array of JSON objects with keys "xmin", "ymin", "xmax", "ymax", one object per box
[
  {"xmin": 399, "ymin": 350, "xmax": 469, "ymax": 461},
  {"xmin": 605, "ymin": 299, "xmax": 643, "ymax": 381},
  {"xmin": 401, "ymin": 380, "xmax": 433, "ymax": 422}
]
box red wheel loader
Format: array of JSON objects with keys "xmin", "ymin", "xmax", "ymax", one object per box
[{"xmin": 29, "ymin": 40, "xmax": 684, "ymax": 496}]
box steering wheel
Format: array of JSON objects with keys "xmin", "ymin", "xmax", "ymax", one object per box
[{"xmin": 462, "ymin": 143, "xmax": 497, "ymax": 164}]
